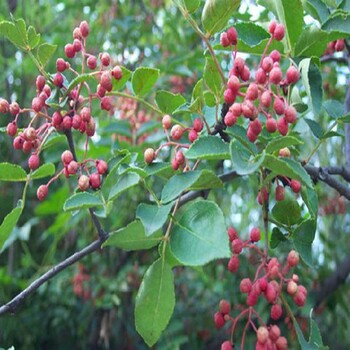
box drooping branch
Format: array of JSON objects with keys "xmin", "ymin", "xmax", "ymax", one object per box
[
  {"xmin": 0, "ymin": 237, "xmax": 108, "ymax": 316},
  {"xmin": 313, "ymin": 254, "xmax": 350, "ymax": 308},
  {"xmin": 304, "ymin": 165, "xmax": 350, "ymax": 200}
]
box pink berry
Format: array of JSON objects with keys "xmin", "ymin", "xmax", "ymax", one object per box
[
  {"xmin": 250, "ymin": 227, "xmax": 261, "ymax": 242},
  {"xmin": 240, "ymin": 66, "xmax": 250, "ymax": 81},
  {"xmin": 24, "ymin": 127, "xmax": 36, "ymax": 141},
  {"xmin": 274, "ymin": 98, "xmax": 285, "ymax": 115},
  {"xmin": 247, "ymin": 127, "xmax": 258, "ymax": 143},
  {"xmin": 284, "ymin": 105, "xmax": 297, "ymax": 123},
  {"xmin": 214, "ymin": 312, "xmax": 225, "ymax": 329},
  {"xmin": 229, "ymin": 103, "xmax": 242, "ymax": 116},
  {"xmin": 269, "ymin": 67, "xmax": 283, "ymax": 85},
  {"xmin": 67, "ymin": 161, "xmax": 79, "ymax": 175},
  {"xmin": 72, "ymin": 27, "xmax": 82, "ymax": 40},
  {"xmin": 112, "ymin": 65, "xmax": 123, "ymax": 80},
  {"xmin": 62, "ymin": 116, "xmax": 72, "ymax": 130},
  {"xmin": 78, "ymin": 175, "xmax": 90, "ymax": 191},
  {"xmin": 100, "ymin": 71, "xmax": 113, "ymax": 91},
  {"xmin": 96, "ymin": 160, "xmax": 108, "ymax": 175},
  {"xmin": 261, "ymin": 90, "xmax": 272, "ymax": 108},
  {"xmin": 171, "ymin": 157, "xmax": 180, "ymax": 171},
  {"xmin": 276, "ymin": 336, "xmax": 288, "ymax": 350},
  {"xmin": 97, "ymin": 84, "xmax": 106, "ymax": 98},
  {"xmin": 228, "ymin": 255, "xmax": 239, "ymax": 272},
  {"xmin": 269, "ymin": 49, "xmax": 281, "ymax": 63},
  {"xmin": 242, "ymin": 100, "xmax": 256, "ymax": 119},
  {"xmin": 65, "ymin": 44, "xmax": 75, "ymax": 58},
  {"xmin": 0, "ymin": 98, "xmax": 10, "ymax": 113},
  {"xmin": 227, "ymin": 75, "xmax": 240, "ymax": 92},
  {"xmin": 23, "ymin": 141, "xmax": 32, "ymax": 153},
  {"xmin": 240, "ymin": 278, "xmax": 252, "ymax": 293},
  {"xmin": 258, "ymin": 278, "xmax": 268, "ymax": 291},
  {"xmin": 246, "ymin": 83, "xmax": 259, "ymax": 100},
  {"xmin": 80, "ymin": 107, "xmax": 91, "ymax": 122},
  {"xmin": 162, "ymin": 114, "xmax": 172, "ymax": 129},
  {"xmin": 221, "ymin": 341, "xmax": 232, "ymax": 350},
  {"xmin": 226, "ymin": 27, "xmax": 238, "ymax": 45},
  {"xmin": 271, "ymin": 304, "xmax": 283, "ymax": 320},
  {"xmin": 87, "ymin": 55, "xmax": 97, "ymax": 70},
  {"xmin": 233, "ymin": 57, "xmax": 245, "ymax": 74},
  {"xmin": 171, "ymin": 124, "xmax": 184, "ymax": 140},
  {"xmin": 335, "ymin": 39, "xmax": 345, "ymax": 51},
  {"xmin": 269, "ymin": 325, "xmax": 281, "ymax": 342},
  {"xmin": 100, "ymin": 52, "xmax": 110, "ymax": 66},
  {"xmin": 224, "ymin": 111, "xmax": 237, "ymax": 127},
  {"xmin": 37, "ymin": 185, "xmax": 49, "ymax": 201},
  {"xmin": 72, "ymin": 39, "xmax": 82, "ymax": 52},
  {"xmin": 188, "ymin": 129, "xmax": 198, "ymax": 143},
  {"xmin": 86, "ymin": 118, "xmax": 96, "ymax": 136},
  {"xmin": 13, "ymin": 136, "xmax": 24, "ymax": 150},
  {"xmin": 277, "ymin": 117, "xmax": 289, "ymax": 136},
  {"xmin": 36, "ymin": 75, "xmax": 46, "ymax": 91},
  {"xmin": 286, "ymin": 66, "xmax": 300, "ymax": 84},
  {"xmin": 28, "ymin": 154, "xmax": 40, "ymax": 170},
  {"xmin": 264, "ymin": 282, "xmax": 277, "ymax": 303},
  {"xmin": 287, "ymin": 281, "xmax": 298, "ymax": 295},
  {"xmin": 52, "ymin": 111, "xmax": 63, "ymax": 128},
  {"xmin": 227, "ymin": 227, "xmax": 238, "ymax": 241},
  {"xmin": 220, "ymin": 32, "xmax": 230, "ymax": 47},
  {"xmin": 219, "ymin": 299, "xmax": 231, "ymax": 315},
  {"xmin": 250, "ymin": 119, "xmax": 262, "ymax": 135},
  {"xmin": 56, "ymin": 58, "xmax": 67, "ymax": 72},
  {"xmin": 144, "ymin": 148, "xmax": 155, "ymax": 164},
  {"xmin": 267, "ymin": 257, "xmax": 280, "ymax": 278},
  {"xmin": 6, "ymin": 122, "xmax": 17, "ymax": 137},
  {"xmin": 231, "ymin": 239, "xmax": 243, "ymax": 254},
  {"xmin": 287, "ymin": 250, "xmax": 300, "ymax": 267},
  {"xmin": 79, "ymin": 21, "xmax": 90, "ymax": 37},
  {"xmin": 9, "ymin": 102, "xmax": 20, "ymax": 115},
  {"xmin": 32, "ymin": 97, "xmax": 43, "ymax": 113},
  {"xmin": 257, "ymin": 187, "xmax": 269, "ymax": 205},
  {"xmin": 274, "ymin": 24, "xmax": 285, "ymax": 41},
  {"xmin": 246, "ymin": 291, "xmax": 258, "ymax": 306},
  {"xmin": 71, "ymin": 114, "xmax": 81, "ymax": 130},
  {"xmin": 193, "ymin": 118, "xmax": 203, "ymax": 132},
  {"xmin": 275, "ymin": 185, "xmax": 285, "ymax": 201},
  {"xmin": 101, "ymin": 96, "xmax": 112, "ymax": 111},
  {"xmin": 89, "ymin": 173, "xmax": 101, "ymax": 189},
  {"xmin": 268, "ymin": 20, "xmax": 277, "ymax": 35},
  {"xmin": 266, "ymin": 117, "xmax": 277, "ymax": 133},
  {"xmin": 53, "ymin": 72, "xmax": 64, "ymax": 87},
  {"xmin": 257, "ymin": 326, "xmax": 269, "ymax": 344},
  {"xmin": 175, "ymin": 151, "xmax": 185, "ymax": 165},
  {"xmin": 262, "ymin": 57, "xmax": 273, "ymax": 73},
  {"xmin": 224, "ymin": 89, "xmax": 236, "ymax": 104},
  {"xmin": 255, "ymin": 68, "xmax": 267, "ymax": 84},
  {"xmin": 61, "ymin": 150, "xmax": 74, "ymax": 164},
  {"xmin": 290, "ymin": 179, "xmax": 301, "ymax": 193}
]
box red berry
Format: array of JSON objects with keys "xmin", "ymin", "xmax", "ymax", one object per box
[
  {"xmin": 221, "ymin": 341, "xmax": 233, "ymax": 350},
  {"xmin": 78, "ymin": 175, "xmax": 90, "ymax": 191},
  {"xmin": 240, "ymin": 66, "xmax": 250, "ymax": 81},
  {"xmin": 290, "ymin": 179, "xmax": 301, "ymax": 193},
  {"xmin": 227, "ymin": 75, "xmax": 240, "ymax": 92},
  {"xmin": 36, "ymin": 75, "xmax": 46, "ymax": 91},
  {"xmin": 226, "ymin": 27, "xmax": 238, "ymax": 45},
  {"xmin": 101, "ymin": 96, "xmax": 112, "ymax": 111},
  {"xmin": 6, "ymin": 122, "xmax": 17, "ymax": 137},
  {"xmin": 80, "ymin": 107, "xmax": 91, "ymax": 122},
  {"xmin": 246, "ymin": 83, "xmax": 259, "ymax": 100},
  {"xmin": 262, "ymin": 57, "xmax": 273, "ymax": 73},
  {"xmin": 172, "ymin": 157, "xmax": 180, "ymax": 171},
  {"xmin": 229, "ymin": 103, "xmax": 242, "ymax": 116},
  {"xmin": 228, "ymin": 255, "xmax": 239, "ymax": 272},
  {"xmin": 224, "ymin": 89, "xmax": 236, "ymax": 104},
  {"xmin": 284, "ymin": 105, "xmax": 297, "ymax": 123},
  {"xmin": 250, "ymin": 227, "xmax": 261, "ymax": 242},
  {"xmin": 67, "ymin": 161, "xmax": 79, "ymax": 175},
  {"xmin": 231, "ymin": 239, "xmax": 243, "ymax": 254},
  {"xmin": 61, "ymin": 150, "xmax": 74, "ymax": 165},
  {"xmin": 162, "ymin": 114, "xmax": 172, "ymax": 129},
  {"xmin": 286, "ymin": 66, "xmax": 300, "ymax": 84},
  {"xmin": 214, "ymin": 312, "xmax": 225, "ymax": 329},
  {"xmin": 258, "ymin": 278, "xmax": 268, "ymax": 291},
  {"xmin": 65, "ymin": 44, "xmax": 75, "ymax": 58},
  {"xmin": 175, "ymin": 150, "xmax": 185, "ymax": 165},
  {"xmin": 13, "ymin": 136, "xmax": 24, "ymax": 150},
  {"xmin": 269, "ymin": 67, "xmax": 283, "ymax": 85},
  {"xmin": 247, "ymin": 127, "xmax": 258, "ymax": 143},
  {"xmin": 24, "ymin": 127, "xmax": 36, "ymax": 141},
  {"xmin": 269, "ymin": 49, "xmax": 281, "ymax": 63},
  {"xmin": 269, "ymin": 325, "xmax": 281, "ymax": 342},
  {"xmin": 144, "ymin": 148, "xmax": 155, "ymax": 164},
  {"xmin": 9, "ymin": 102, "xmax": 20, "ymax": 115},
  {"xmin": 188, "ymin": 129, "xmax": 198, "ymax": 143},
  {"xmin": 240, "ymin": 278, "xmax": 252, "ymax": 293},
  {"xmin": 220, "ymin": 32, "xmax": 230, "ymax": 47},
  {"xmin": 233, "ymin": 57, "xmax": 245, "ymax": 74},
  {"xmin": 28, "ymin": 154, "xmax": 40, "ymax": 170},
  {"xmin": 268, "ymin": 20, "xmax": 277, "ymax": 34},
  {"xmin": 247, "ymin": 291, "xmax": 258, "ymax": 306},
  {"xmin": 87, "ymin": 55, "xmax": 97, "ymax": 70},
  {"xmin": 56, "ymin": 58, "xmax": 67, "ymax": 72},
  {"xmin": 171, "ymin": 124, "xmax": 184, "ymax": 140},
  {"xmin": 112, "ymin": 66, "xmax": 123, "ymax": 80},
  {"xmin": 52, "ymin": 111, "xmax": 63, "ymax": 128},
  {"xmin": 23, "ymin": 141, "xmax": 33, "ymax": 153},
  {"xmin": 250, "ymin": 119, "xmax": 262, "ymax": 135},
  {"xmin": 287, "ymin": 281, "xmax": 298, "ymax": 295},
  {"xmin": 287, "ymin": 250, "xmax": 299, "ymax": 267},
  {"xmin": 79, "ymin": 20, "xmax": 90, "ymax": 37},
  {"xmin": 261, "ymin": 91, "xmax": 272, "ymax": 108},
  {"xmin": 0, "ymin": 98, "xmax": 10, "ymax": 113},
  {"xmin": 264, "ymin": 283, "xmax": 277, "ymax": 303},
  {"xmin": 257, "ymin": 326, "xmax": 269, "ymax": 344},
  {"xmin": 96, "ymin": 160, "xmax": 108, "ymax": 175},
  {"xmin": 271, "ymin": 304, "xmax": 283, "ymax": 320},
  {"xmin": 277, "ymin": 117, "xmax": 289, "ymax": 136},
  {"xmin": 193, "ymin": 118, "xmax": 204, "ymax": 132},
  {"xmin": 227, "ymin": 227, "xmax": 238, "ymax": 241},
  {"xmin": 72, "ymin": 39, "xmax": 82, "ymax": 52},
  {"xmin": 275, "ymin": 336, "xmax": 288, "ymax": 350},
  {"xmin": 100, "ymin": 52, "xmax": 110, "ymax": 66},
  {"xmin": 100, "ymin": 71, "xmax": 113, "ymax": 91},
  {"xmin": 242, "ymin": 100, "xmax": 256, "ymax": 119},
  {"xmin": 267, "ymin": 257, "xmax": 280, "ymax": 278},
  {"xmin": 224, "ymin": 111, "xmax": 237, "ymax": 127},
  {"xmin": 53, "ymin": 72, "xmax": 64, "ymax": 87},
  {"xmin": 86, "ymin": 119, "xmax": 96, "ymax": 136},
  {"xmin": 255, "ymin": 68, "xmax": 267, "ymax": 84},
  {"xmin": 62, "ymin": 116, "xmax": 72, "ymax": 130},
  {"xmin": 89, "ymin": 172, "xmax": 101, "ymax": 189},
  {"xmin": 273, "ymin": 24, "xmax": 285, "ymax": 41},
  {"xmin": 266, "ymin": 117, "xmax": 277, "ymax": 133},
  {"xmin": 32, "ymin": 97, "xmax": 43, "ymax": 113},
  {"xmin": 335, "ymin": 39, "xmax": 345, "ymax": 51},
  {"xmin": 97, "ymin": 84, "xmax": 106, "ymax": 98},
  {"xmin": 37, "ymin": 185, "xmax": 49, "ymax": 201},
  {"xmin": 72, "ymin": 114, "xmax": 82, "ymax": 129},
  {"xmin": 275, "ymin": 185, "xmax": 285, "ymax": 201},
  {"xmin": 257, "ymin": 187, "xmax": 269, "ymax": 205},
  {"xmin": 279, "ymin": 147, "xmax": 291, "ymax": 157},
  {"xmin": 219, "ymin": 299, "xmax": 231, "ymax": 315},
  {"xmin": 73, "ymin": 27, "xmax": 82, "ymax": 40}
]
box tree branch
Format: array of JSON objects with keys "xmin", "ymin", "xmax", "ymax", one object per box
[
  {"xmin": 0, "ymin": 236, "xmax": 108, "ymax": 316},
  {"xmin": 304, "ymin": 165, "xmax": 350, "ymax": 200},
  {"xmin": 313, "ymin": 254, "xmax": 350, "ymax": 308}
]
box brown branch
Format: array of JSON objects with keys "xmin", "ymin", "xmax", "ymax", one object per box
[{"xmin": 0, "ymin": 236, "xmax": 108, "ymax": 316}]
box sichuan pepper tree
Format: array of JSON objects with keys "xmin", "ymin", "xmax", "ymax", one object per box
[{"xmin": 0, "ymin": 0, "xmax": 350, "ymax": 348}]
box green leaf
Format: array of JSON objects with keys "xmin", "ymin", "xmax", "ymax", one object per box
[
  {"xmin": 0, "ymin": 201, "xmax": 23, "ymax": 252},
  {"xmin": 112, "ymin": 66, "xmax": 132, "ymax": 91},
  {"xmin": 304, "ymin": 118, "xmax": 324, "ymax": 139},
  {"xmin": 266, "ymin": 136, "xmax": 303, "ymax": 154},
  {"xmin": 204, "ymin": 57, "xmax": 222, "ymax": 95},
  {"xmin": 103, "ymin": 220, "xmax": 162, "ymax": 250},
  {"xmin": 185, "ymin": 135, "xmax": 230, "ymax": 160},
  {"xmin": 299, "ymin": 58, "xmax": 323, "ymax": 116},
  {"xmin": 263, "ymin": 155, "xmax": 313, "ymax": 188},
  {"xmin": 190, "ymin": 79, "xmax": 205, "ymax": 112},
  {"xmin": 230, "ymin": 140, "xmax": 265, "ymax": 175},
  {"xmin": 270, "ymin": 227, "xmax": 288, "ymax": 249},
  {"xmin": 132, "ymin": 67, "xmax": 160, "ymax": 97},
  {"xmin": 184, "ymin": 0, "xmax": 201, "ymax": 12},
  {"xmin": 135, "ymin": 259, "xmax": 175, "ymax": 347},
  {"xmin": 37, "ymin": 43, "xmax": 57, "ymax": 67},
  {"xmin": 155, "ymin": 90, "xmax": 186, "ymax": 114},
  {"xmin": 161, "ymin": 171, "xmax": 202, "ymax": 203},
  {"xmin": 294, "ymin": 27, "xmax": 331, "ymax": 57},
  {"xmin": 170, "ymin": 200, "xmax": 230, "ymax": 266},
  {"xmin": 226, "ymin": 124, "xmax": 257, "ymax": 155},
  {"xmin": 292, "ymin": 219, "xmax": 316, "ymax": 267},
  {"xmin": 63, "ymin": 73, "xmax": 96, "ymax": 98},
  {"xmin": 201, "ymin": 0, "xmax": 241, "ymax": 35},
  {"xmin": 322, "ymin": 10, "xmax": 350, "ymax": 34},
  {"xmin": 0, "ymin": 163, "xmax": 27, "ymax": 182},
  {"xmin": 323, "ymin": 99, "xmax": 345, "ymax": 118},
  {"xmin": 27, "ymin": 25, "xmax": 40, "ymax": 49},
  {"xmin": 235, "ymin": 22, "xmax": 270, "ymax": 47},
  {"xmin": 0, "ymin": 19, "xmax": 27, "ymax": 50},
  {"xmin": 304, "ymin": 0, "xmax": 330, "ymax": 23},
  {"xmin": 301, "ymin": 186, "xmax": 318, "ymax": 219},
  {"xmin": 272, "ymin": 192, "xmax": 302, "ymax": 226},
  {"xmin": 189, "ymin": 169, "xmax": 223, "ymax": 190},
  {"xmin": 108, "ymin": 172, "xmax": 140, "ymax": 201},
  {"xmin": 102, "ymin": 119, "xmax": 132, "ymax": 137},
  {"xmin": 31, "ymin": 163, "xmax": 55, "ymax": 180},
  {"xmin": 136, "ymin": 202, "xmax": 174, "ymax": 236},
  {"xmin": 63, "ymin": 192, "xmax": 104, "ymax": 212}
]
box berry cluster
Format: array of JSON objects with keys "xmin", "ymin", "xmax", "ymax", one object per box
[
  {"xmin": 323, "ymin": 39, "xmax": 345, "ymax": 55},
  {"xmin": 215, "ymin": 227, "xmax": 307, "ymax": 349},
  {"xmin": 221, "ymin": 21, "xmax": 300, "ymax": 142},
  {"xmin": 143, "ymin": 114, "xmax": 204, "ymax": 170}
]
